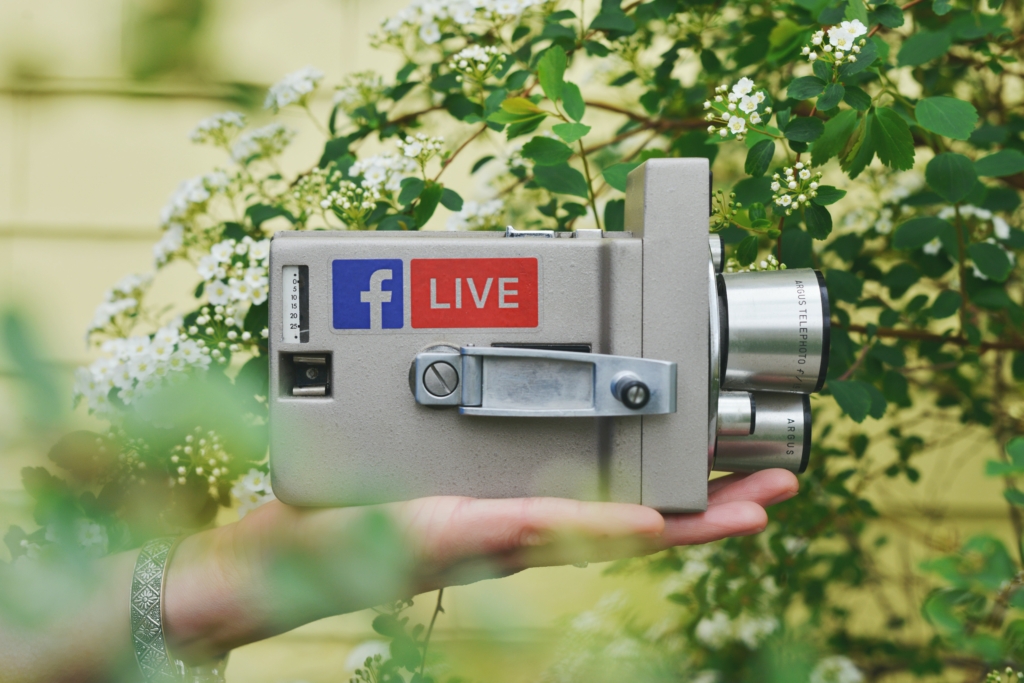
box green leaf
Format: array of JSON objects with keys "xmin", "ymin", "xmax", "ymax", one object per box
[
  {"xmin": 842, "ymin": 116, "xmax": 875, "ymax": 179},
  {"xmin": 843, "ymin": 86, "xmax": 872, "ymax": 111},
  {"xmin": 932, "ymin": 0, "xmax": 952, "ymax": 15},
  {"xmin": 969, "ymin": 243, "xmax": 1013, "ymax": 282},
  {"xmin": 735, "ymin": 235, "xmax": 759, "ymax": 266},
  {"xmin": 537, "ymin": 46, "xmax": 567, "ymax": 102},
  {"xmin": 826, "ymin": 268, "xmax": 863, "ymax": 303},
  {"xmin": 785, "ymin": 116, "xmax": 825, "ymax": 142},
  {"xmin": 1009, "ymin": 437, "xmax": 1024, "ymax": 467},
  {"xmin": 440, "ymin": 188, "xmax": 463, "ymax": 211},
  {"xmin": 883, "ymin": 262, "xmax": 920, "ymax": 298},
  {"xmin": 745, "ymin": 140, "xmax": 775, "ymax": 177},
  {"xmin": 787, "ymin": 76, "xmax": 826, "ymax": 100},
  {"xmin": 414, "ymin": 182, "xmax": 444, "ymax": 227},
  {"xmin": 845, "ymin": 0, "xmax": 869, "ymax": 23},
  {"xmin": 817, "ymin": 83, "xmax": 845, "ymax": 111},
  {"xmin": 471, "ymin": 156, "xmax": 495, "ymax": 174},
  {"xmin": 926, "ymin": 153, "xmax": 977, "ymax": 204},
  {"xmin": 398, "ymin": 177, "xmax": 425, "ymax": 206},
  {"xmin": 246, "ymin": 203, "xmax": 295, "ymax": 228},
  {"xmin": 928, "ymin": 290, "xmax": 962, "ymax": 318},
  {"xmin": 522, "ymin": 136, "xmax": 574, "ymax": 166},
  {"xmin": 872, "ymin": 108, "xmax": 915, "ymax": 171},
  {"xmin": 812, "ymin": 186, "xmax": 846, "ymax": 205},
  {"xmin": 501, "ymin": 97, "xmax": 544, "ymax": 115},
  {"xmin": 804, "ymin": 203, "xmax": 833, "ymax": 239},
  {"xmin": 812, "ymin": 109, "xmax": 859, "ymax": 166},
  {"xmin": 562, "ymin": 82, "xmax": 585, "ymax": 121},
  {"xmin": 589, "ymin": 10, "xmax": 636, "ymax": 33},
  {"xmin": 1005, "ymin": 489, "xmax": 1024, "ymax": 506},
  {"xmin": 830, "ymin": 380, "xmax": 873, "ymax": 423},
  {"xmin": 603, "ymin": 161, "xmax": 641, "ymax": 192},
  {"xmin": 869, "ymin": 3, "xmax": 905, "ymax": 27},
  {"xmin": 552, "ymin": 122, "xmax": 591, "ymax": 143},
  {"xmin": 604, "ymin": 199, "xmax": 625, "ymax": 231},
  {"xmin": 915, "ymin": 97, "xmax": 979, "ymax": 141},
  {"xmin": 893, "ymin": 216, "xmax": 950, "ymax": 249},
  {"xmin": 377, "ymin": 214, "xmax": 415, "ymax": 231},
  {"xmin": 838, "ymin": 38, "xmax": 878, "ymax": 77},
  {"xmin": 975, "ymin": 149, "xmax": 1024, "ymax": 177},
  {"xmin": 897, "ymin": 30, "xmax": 951, "ymax": 67},
  {"xmin": 534, "ymin": 162, "xmax": 590, "ymax": 198}
]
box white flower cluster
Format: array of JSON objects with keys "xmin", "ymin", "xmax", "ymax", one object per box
[
  {"xmin": 334, "ymin": 71, "xmax": 387, "ymax": 117},
  {"xmin": 197, "ymin": 236, "xmax": 270, "ymax": 307},
  {"xmin": 937, "ymin": 205, "xmax": 1012, "ymax": 240},
  {"xmin": 449, "ymin": 45, "xmax": 507, "ymax": 84},
  {"xmin": 351, "ymin": 153, "xmax": 418, "ymax": 192},
  {"xmin": 155, "ymin": 171, "xmax": 233, "ymax": 267},
  {"xmin": 803, "ymin": 20, "xmax": 867, "ymax": 66},
  {"xmin": 186, "ymin": 302, "xmax": 265, "ymax": 367},
  {"xmin": 723, "ymin": 253, "xmax": 785, "ymax": 274},
  {"xmin": 397, "ymin": 133, "xmax": 446, "ymax": 167},
  {"xmin": 232, "ymin": 467, "xmax": 276, "ymax": 518},
  {"xmin": 810, "ymin": 655, "xmax": 864, "ymax": 683},
  {"xmin": 704, "ymin": 78, "xmax": 771, "ymax": 140},
  {"xmin": 169, "ymin": 428, "xmax": 234, "ymax": 497},
  {"xmin": 377, "ymin": 0, "xmax": 546, "ymax": 46},
  {"xmin": 323, "ymin": 181, "xmax": 383, "ymax": 227},
  {"xmin": 447, "ymin": 199, "xmax": 504, "ymax": 230},
  {"xmin": 694, "ymin": 610, "xmax": 779, "ymax": 650},
  {"xmin": 87, "ymin": 273, "xmax": 153, "ymax": 340},
  {"xmin": 771, "ymin": 163, "xmax": 823, "ymax": 215},
  {"xmin": 190, "ymin": 111, "xmax": 246, "ymax": 146},
  {"xmin": 159, "ymin": 172, "xmax": 230, "ymax": 232},
  {"xmin": 74, "ymin": 322, "xmax": 211, "ymax": 414},
  {"xmin": 265, "ymin": 66, "xmax": 325, "ymax": 111},
  {"xmin": 922, "ymin": 205, "xmax": 1016, "ymax": 279},
  {"xmin": 231, "ymin": 122, "xmax": 297, "ymax": 164}
]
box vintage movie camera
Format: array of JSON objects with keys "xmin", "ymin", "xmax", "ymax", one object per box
[{"xmin": 268, "ymin": 159, "xmax": 829, "ymax": 512}]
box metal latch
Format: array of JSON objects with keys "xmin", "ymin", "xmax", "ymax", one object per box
[{"xmin": 413, "ymin": 346, "xmax": 676, "ymax": 417}]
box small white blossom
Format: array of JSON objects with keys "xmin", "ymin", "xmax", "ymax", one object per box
[
  {"xmin": 265, "ymin": 66, "xmax": 324, "ymax": 111},
  {"xmin": 811, "ymin": 656, "xmax": 864, "ymax": 683}
]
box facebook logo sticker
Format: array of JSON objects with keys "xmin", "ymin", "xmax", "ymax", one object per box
[{"xmin": 332, "ymin": 259, "xmax": 404, "ymax": 330}]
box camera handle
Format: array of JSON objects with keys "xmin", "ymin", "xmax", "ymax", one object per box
[{"xmin": 412, "ymin": 346, "xmax": 678, "ymax": 418}]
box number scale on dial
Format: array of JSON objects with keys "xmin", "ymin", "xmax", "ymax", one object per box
[{"xmin": 283, "ymin": 265, "xmax": 302, "ymax": 343}]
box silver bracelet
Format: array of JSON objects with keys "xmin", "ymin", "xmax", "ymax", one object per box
[{"xmin": 131, "ymin": 537, "xmax": 227, "ymax": 683}]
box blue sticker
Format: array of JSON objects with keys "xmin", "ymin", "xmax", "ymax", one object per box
[{"xmin": 332, "ymin": 259, "xmax": 404, "ymax": 330}]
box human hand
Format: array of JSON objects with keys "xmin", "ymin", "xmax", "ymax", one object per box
[{"xmin": 164, "ymin": 468, "xmax": 798, "ymax": 663}]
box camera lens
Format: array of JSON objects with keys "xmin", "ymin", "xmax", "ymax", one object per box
[
  {"xmin": 718, "ymin": 268, "xmax": 830, "ymax": 394},
  {"xmin": 717, "ymin": 390, "xmax": 754, "ymax": 436},
  {"xmin": 713, "ymin": 392, "xmax": 810, "ymax": 474}
]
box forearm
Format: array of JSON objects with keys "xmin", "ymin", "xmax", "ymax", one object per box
[{"xmin": 0, "ymin": 552, "xmax": 138, "ymax": 683}]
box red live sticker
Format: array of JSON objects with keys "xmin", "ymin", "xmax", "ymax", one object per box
[{"xmin": 411, "ymin": 258, "xmax": 538, "ymax": 328}]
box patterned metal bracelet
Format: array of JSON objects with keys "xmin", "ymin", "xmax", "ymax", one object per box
[{"xmin": 130, "ymin": 537, "xmax": 227, "ymax": 683}]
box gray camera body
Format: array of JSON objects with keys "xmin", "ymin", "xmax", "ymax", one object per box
[{"xmin": 268, "ymin": 159, "xmax": 829, "ymax": 513}]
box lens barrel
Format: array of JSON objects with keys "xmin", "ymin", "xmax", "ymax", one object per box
[
  {"xmin": 718, "ymin": 268, "xmax": 830, "ymax": 394},
  {"xmin": 714, "ymin": 392, "xmax": 810, "ymax": 474}
]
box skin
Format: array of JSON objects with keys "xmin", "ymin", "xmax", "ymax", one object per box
[{"xmin": 0, "ymin": 469, "xmax": 798, "ymax": 682}]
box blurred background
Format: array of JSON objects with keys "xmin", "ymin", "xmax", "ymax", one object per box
[{"xmin": 0, "ymin": 1, "xmax": 1013, "ymax": 681}]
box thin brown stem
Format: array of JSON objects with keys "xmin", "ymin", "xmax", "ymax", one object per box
[
  {"xmin": 838, "ymin": 343, "xmax": 871, "ymax": 381},
  {"xmin": 838, "ymin": 323, "xmax": 1024, "ymax": 353},
  {"xmin": 435, "ymin": 125, "xmax": 487, "ymax": 183},
  {"xmin": 418, "ymin": 589, "xmax": 445, "ymax": 678},
  {"xmin": 578, "ymin": 139, "xmax": 603, "ymax": 230},
  {"xmin": 953, "ymin": 204, "xmax": 970, "ymax": 337}
]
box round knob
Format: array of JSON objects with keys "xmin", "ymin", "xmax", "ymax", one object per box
[{"xmin": 613, "ymin": 374, "xmax": 650, "ymax": 410}]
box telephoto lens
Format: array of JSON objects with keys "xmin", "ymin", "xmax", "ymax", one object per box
[
  {"xmin": 717, "ymin": 268, "xmax": 830, "ymax": 394},
  {"xmin": 714, "ymin": 392, "xmax": 811, "ymax": 473}
]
